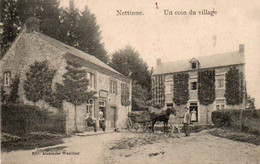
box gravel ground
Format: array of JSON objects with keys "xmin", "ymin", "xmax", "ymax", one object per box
[{"xmin": 1, "ymin": 130, "xmax": 260, "ymax": 164}]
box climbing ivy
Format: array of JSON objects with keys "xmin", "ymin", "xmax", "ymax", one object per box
[
  {"xmin": 152, "ymin": 75, "xmax": 165, "ymax": 108},
  {"xmin": 198, "ymin": 69, "xmax": 215, "ymax": 106},
  {"xmin": 225, "ymin": 67, "xmax": 244, "ymax": 105},
  {"xmin": 121, "ymin": 83, "xmax": 131, "ymax": 106},
  {"xmin": 173, "ymin": 73, "xmax": 189, "ymax": 106}
]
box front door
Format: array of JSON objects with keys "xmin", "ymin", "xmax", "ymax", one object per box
[{"xmin": 189, "ymin": 102, "xmax": 198, "ymax": 122}]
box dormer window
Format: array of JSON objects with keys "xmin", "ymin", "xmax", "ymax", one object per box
[
  {"xmin": 189, "ymin": 58, "xmax": 200, "ymax": 70},
  {"xmin": 191, "ymin": 62, "xmax": 197, "ymax": 69}
]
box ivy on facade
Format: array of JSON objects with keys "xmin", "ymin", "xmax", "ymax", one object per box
[
  {"xmin": 173, "ymin": 73, "xmax": 189, "ymax": 106},
  {"xmin": 121, "ymin": 83, "xmax": 131, "ymax": 106},
  {"xmin": 152, "ymin": 75, "xmax": 165, "ymax": 108},
  {"xmin": 198, "ymin": 69, "xmax": 215, "ymax": 106},
  {"xmin": 224, "ymin": 67, "xmax": 244, "ymax": 105},
  {"xmin": 24, "ymin": 60, "xmax": 56, "ymax": 106}
]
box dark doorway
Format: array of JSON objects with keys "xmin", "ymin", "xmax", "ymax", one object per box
[{"xmin": 189, "ymin": 102, "xmax": 198, "ymax": 122}]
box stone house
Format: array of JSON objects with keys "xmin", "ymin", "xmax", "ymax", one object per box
[
  {"xmin": 152, "ymin": 45, "xmax": 246, "ymax": 124},
  {"xmin": 0, "ymin": 17, "xmax": 132, "ymax": 133}
]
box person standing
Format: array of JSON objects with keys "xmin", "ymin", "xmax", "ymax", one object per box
[{"xmin": 182, "ymin": 107, "xmax": 191, "ymax": 137}]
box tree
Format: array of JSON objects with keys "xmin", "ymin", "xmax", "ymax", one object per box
[
  {"xmin": 59, "ymin": 5, "xmax": 108, "ymax": 63},
  {"xmin": 56, "ymin": 60, "xmax": 96, "ymax": 132},
  {"xmin": 0, "ymin": 0, "xmax": 20, "ymax": 58},
  {"xmin": 132, "ymin": 82, "xmax": 151, "ymax": 111},
  {"xmin": 1, "ymin": 0, "xmax": 108, "ymax": 64},
  {"xmin": 110, "ymin": 45, "xmax": 151, "ymax": 90},
  {"xmin": 78, "ymin": 6, "xmax": 108, "ymax": 63},
  {"xmin": 1, "ymin": 0, "xmax": 61, "ymax": 58},
  {"xmin": 23, "ymin": 60, "xmax": 56, "ymax": 106},
  {"xmin": 173, "ymin": 73, "xmax": 189, "ymax": 106},
  {"xmin": 110, "ymin": 46, "xmax": 152, "ymax": 111},
  {"xmin": 198, "ymin": 70, "xmax": 215, "ymax": 124}
]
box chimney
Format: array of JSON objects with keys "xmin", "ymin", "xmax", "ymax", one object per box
[
  {"xmin": 157, "ymin": 58, "xmax": 161, "ymax": 66},
  {"xmin": 239, "ymin": 44, "xmax": 244, "ymax": 53},
  {"xmin": 25, "ymin": 17, "xmax": 40, "ymax": 33}
]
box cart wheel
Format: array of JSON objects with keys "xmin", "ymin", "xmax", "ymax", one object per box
[
  {"xmin": 126, "ymin": 118, "xmax": 133, "ymax": 131},
  {"xmin": 141, "ymin": 123, "xmax": 148, "ymax": 132},
  {"xmin": 133, "ymin": 123, "xmax": 140, "ymax": 131}
]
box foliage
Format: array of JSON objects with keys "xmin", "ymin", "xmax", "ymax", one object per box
[
  {"xmin": 173, "ymin": 73, "xmax": 189, "ymax": 106},
  {"xmin": 9, "ymin": 73, "xmax": 20, "ymax": 103},
  {"xmin": 121, "ymin": 83, "xmax": 131, "ymax": 106},
  {"xmin": 1, "ymin": 87, "xmax": 8, "ymax": 103},
  {"xmin": 246, "ymin": 95, "xmax": 255, "ymax": 109},
  {"xmin": 0, "ymin": 0, "xmax": 61, "ymax": 58},
  {"xmin": 225, "ymin": 67, "xmax": 245, "ymax": 105},
  {"xmin": 152, "ymin": 76, "xmax": 165, "ymax": 108},
  {"xmin": 23, "ymin": 60, "xmax": 56, "ymax": 105},
  {"xmin": 132, "ymin": 82, "xmax": 151, "ymax": 111},
  {"xmin": 109, "ymin": 45, "xmax": 151, "ymax": 90},
  {"xmin": 55, "ymin": 5, "xmax": 108, "ymax": 63},
  {"xmin": 78, "ymin": 6, "xmax": 108, "ymax": 63},
  {"xmin": 1, "ymin": 103, "xmax": 66, "ymax": 135},
  {"xmin": 1, "ymin": 0, "xmax": 109, "ymax": 63},
  {"xmin": 58, "ymin": 60, "xmax": 96, "ymax": 106},
  {"xmin": 198, "ymin": 70, "xmax": 215, "ymax": 106},
  {"xmin": 56, "ymin": 60, "xmax": 96, "ymax": 131},
  {"xmin": 212, "ymin": 109, "xmax": 260, "ymax": 134}
]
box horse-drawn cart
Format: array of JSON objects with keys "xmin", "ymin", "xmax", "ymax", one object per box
[
  {"xmin": 127, "ymin": 108, "xmax": 177, "ymax": 133},
  {"xmin": 127, "ymin": 111, "xmax": 152, "ymax": 132}
]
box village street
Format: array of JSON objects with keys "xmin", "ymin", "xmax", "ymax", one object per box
[{"xmin": 2, "ymin": 130, "xmax": 260, "ymax": 164}]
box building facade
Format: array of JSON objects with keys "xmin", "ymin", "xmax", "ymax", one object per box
[
  {"xmin": 152, "ymin": 45, "xmax": 245, "ymax": 124},
  {"xmin": 0, "ymin": 17, "xmax": 132, "ymax": 134}
]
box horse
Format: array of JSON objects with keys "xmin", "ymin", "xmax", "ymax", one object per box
[{"xmin": 151, "ymin": 108, "xmax": 176, "ymax": 134}]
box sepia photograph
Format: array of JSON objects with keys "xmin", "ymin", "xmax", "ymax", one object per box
[{"xmin": 0, "ymin": 0, "xmax": 259, "ymax": 163}]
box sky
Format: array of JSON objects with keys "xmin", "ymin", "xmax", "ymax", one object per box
[{"xmin": 60, "ymin": 0, "xmax": 260, "ymax": 108}]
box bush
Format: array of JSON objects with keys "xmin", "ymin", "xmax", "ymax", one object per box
[
  {"xmin": 1, "ymin": 104, "xmax": 65, "ymax": 135},
  {"xmin": 212, "ymin": 109, "xmax": 260, "ymax": 134}
]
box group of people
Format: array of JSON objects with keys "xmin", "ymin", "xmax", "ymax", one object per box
[{"xmin": 85, "ymin": 110, "xmax": 106, "ymax": 132}]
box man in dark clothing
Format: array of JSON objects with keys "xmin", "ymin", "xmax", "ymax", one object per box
[
  {"xmin": 182, "ymin": 107, "xmax": 191, "ymax": 137},
  {"xmin": 86, "ymin": 114, "xmax": 97, "ymax": 132}
]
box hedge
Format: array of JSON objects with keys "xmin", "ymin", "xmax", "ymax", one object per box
[
  {"xmin": 1, "ymin": 104, "xmax": 66, "ymax": 135},
  {"xmin": 212, "ymin": 109, "xmax": 260, "ymax": 135}
]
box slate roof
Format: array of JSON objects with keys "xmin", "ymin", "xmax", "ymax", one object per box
[
  {"xmin": 153, "ymin": 51, "xmax": 245, "ymax": 75},
  {"xmin": 34, "ymin": 31, "xmax": 125, "ymax": 77}
]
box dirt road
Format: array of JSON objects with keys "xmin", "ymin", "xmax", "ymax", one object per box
[{"xmin": 1, "ymin": 130, "xmax": 260, "ymax": 164}]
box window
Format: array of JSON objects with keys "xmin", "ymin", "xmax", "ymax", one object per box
[
  {"xmin": 190, "ymin": 82, "xmax": 197, "ymax": 90},
  {"xmin": 87, "ymin": 72, "xmax": 95, "ymax": 88},
  {"xmin": 215, "ymin": 99, "xmax": 225, "ymax": 110},
  {"xmin": 216, "ymin": 76, "xmax": 225, "ymax": 89},
  {"xmin": 165, "ymin": 75, "xmax": 173, "ymax": 81},
  {"xmin": 4, "ymin": 72, "xmax": 11, "ymax": 86},
  {"xmin": 86, "ymin": 99, "xmax": 94, "ymax": 114},
  {"xmin": 110, "ymin": 80, "xmax": 117, "ymax": 94},
  {"xmin": 191, "ymin": 62, "xmax": 197, "ymax": 69},
  {"xmin": 99, "ymin": 101, "xmax": 106, "ymax": 107}
]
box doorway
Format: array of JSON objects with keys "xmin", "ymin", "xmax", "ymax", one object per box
[
  {"xmin": 189, "ymin": 102, "xmax": 198, "ymax": 122},
  {"xmin": 99, "ymin": 100, "xmax": 106, "ymax": 120}
]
